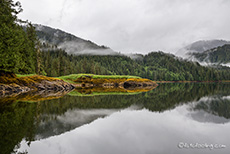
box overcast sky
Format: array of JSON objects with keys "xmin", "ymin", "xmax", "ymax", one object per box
[{"xmin": 18, "ymin": 0, "xmax": 230, "ymax": 54}]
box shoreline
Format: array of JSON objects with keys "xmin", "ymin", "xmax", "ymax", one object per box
[
  {"xmin": 156, "ymin": 80, "xmax": 229, "ymax": 83},
  {"xmin": 2, "ymin": 73, "xmax": 227, "ymax": 98},
  {"xmin": 0, "ymin": 75, "xmax": 75, "ymax": 97},
  {"xmin": 0, "ymin": 74, "xmax": 158, "ymax": 98}
]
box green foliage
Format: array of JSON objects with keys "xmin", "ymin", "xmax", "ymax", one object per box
[
  {"xmin": 140, "ymin": 51, "xmax": 230, "ymax": 81},
  {"xmin": 0, "ymin": 0, "xmax": 38, "ymax": 74}
]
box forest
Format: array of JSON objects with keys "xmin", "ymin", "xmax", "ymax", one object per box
[
  {"xmin": 1, "ymin": 0, "xmax": 230, "ymax": 81},
  {"xmin": 0, "ymin": 0, "xmax": 44, "ymax": 75},
  {"xmin": 40, "ymin": 47, "xmax": 230, "ymax": 81}
]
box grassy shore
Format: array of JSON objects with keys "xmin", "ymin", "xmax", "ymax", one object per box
[
  {"xmin": 57, "ymin": 74, "xmax": 141, "ymax": 83},
  {"xmin": 0, "ymin": 73, "xmax": 156, "ymax": 100},
  {"xmin": 12, "ymin": 74, "xmax": 153, "ymax": 85}
]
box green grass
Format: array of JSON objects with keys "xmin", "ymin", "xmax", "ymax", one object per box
[
  {"xmin": 58, "ymin": 74, "xmax": 141, "ymax": 80},
  {"xmin": 56, "ymin": 74, "xmax": 77, "ymax": 84},
  {"xmin": 16, "ymin": 74, "xmax": 36, "ymax": 77},
  {"xmin": 15, "ymin": 73, "xmax": 142, "ymax": 84}
]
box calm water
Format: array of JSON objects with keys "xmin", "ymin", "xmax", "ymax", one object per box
[{"xmin": 1, "ymin": 83, "xmax": 230, "ymax": 154}]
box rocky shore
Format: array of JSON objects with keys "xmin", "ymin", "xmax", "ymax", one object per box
[
  {"xmin": 0, "ymin": 74, "xmax": 158, "ymax": 98},
  {"xmin": 0, "ymin": 75, "xmax": 75, "ymax": 97}
]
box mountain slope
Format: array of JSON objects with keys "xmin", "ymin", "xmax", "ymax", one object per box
[
  {"xmin": 33, "ymin": 25, "xmax": 230, "ymax": 81},
  {"xmin": 176, "ymin": 40, "xmax": 230, "ymax": 58},
  {"xmin": 34, "ymin": 24, "xmax": 119, "ymax": 55},
  {"xmin": 190, "ymin": 44, "xmax": 230, "ymax": 65}
]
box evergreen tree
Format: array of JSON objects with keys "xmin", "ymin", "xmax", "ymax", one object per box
[
  {"xmin": 0, "ymin": 0, "xmax": 38, "ymax": 74},
  {"xmin": 0, "ymin": 0, "xmax": 23, "ymax": 73}
]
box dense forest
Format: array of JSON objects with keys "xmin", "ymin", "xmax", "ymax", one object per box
[
  {"xmin": 40, "ymin": 46, "xmax": 230, "ymax": 81},
  {"xmin": 0, "ymin": 0, "xmax": 44, "ymax": 75},
  {"xmin": 1, "ymin": 0, "xmax": 230, "ymax": 81}
]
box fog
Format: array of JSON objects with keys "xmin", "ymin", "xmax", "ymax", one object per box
[
  {"xmin": 18, "ymin": 0, "xmax": 230, "ymax": 54},
  {"xmin": 58, "ymin": 41, "xmax": 120, "ymax": 55}
]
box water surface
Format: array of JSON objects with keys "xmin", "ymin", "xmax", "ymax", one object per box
[{"xmin": 1, "ymin": 83, "xmax": 230, "ymax": 154}]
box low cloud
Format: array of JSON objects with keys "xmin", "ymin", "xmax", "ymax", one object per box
[
  {"xmin": 58, "ymin": 41, "xmax": 120, "ymax": 55},
  {"xmin": 18, "ymin": 0, "xmax": 230, "ymax": 54}
]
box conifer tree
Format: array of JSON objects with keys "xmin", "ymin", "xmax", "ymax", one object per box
[
  {"xmin": 0, "ymin": 0, "xmax": 24, "ymax": 73},
  {"xmin": 0, "ymin": 0, "xmax": 39, "ymax": 75}
]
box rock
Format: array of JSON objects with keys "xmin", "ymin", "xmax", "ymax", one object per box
[
  {"xmin": 123, "ymin": 80, "xmax": 156, "ymax": 89},
  {"xmin": 0, "ymin": 76, "xmax": 75, "ymax": 98}
]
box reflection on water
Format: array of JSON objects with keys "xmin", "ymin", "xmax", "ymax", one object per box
[
  {"xmin": 19, "ymin": 107, "xmax": 230, "ymax": 154},
  {"xmin": 70, "ymin": 85, "xmax": 158, "ymax": 96},
  {"xmin": 35, "ymin": 106, "xmax": 141, "ymax": 140},
  {"xmin": 187, "ymin": 96, "xmax": 230, "ymax": 124},
  {"xmin": 0, "ymin": 83, "xmax": 230, "ymax": 154}
]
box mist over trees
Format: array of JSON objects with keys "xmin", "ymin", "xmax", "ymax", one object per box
[{"xmin": 40, "ymin": 44, "xmax": 230, "ymax": 81}]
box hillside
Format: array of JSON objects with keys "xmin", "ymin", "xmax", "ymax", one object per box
[
  {"xmin": 34, "ymin": 24, "xmax": 119, "ymax": 55},
  {"xmin": 176, "ymin": 39, "xmax": 230, "ymax": 58},
  {"xmin": 140, "ymin": 52, "xmax": 228, "ymax": 81},
  {"xmin": 189, "ymin": 44, "xmax": 230, "ymax": 66}
]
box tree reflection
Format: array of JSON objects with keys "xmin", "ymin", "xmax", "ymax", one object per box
[{"xmin": 1, "ymin": 83, "xmax": 230, "ymax": 153}]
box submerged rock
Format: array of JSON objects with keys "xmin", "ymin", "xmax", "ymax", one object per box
[{"xmin": 122, "ymin": 78, "xmax": 157, "ymax": 89}]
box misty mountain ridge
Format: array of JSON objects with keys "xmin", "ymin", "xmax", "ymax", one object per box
[
  {"xmin": 34, "ymin": 24, "xmax": 120, "ymax": 56},
  {"xmin": 34, "ymin": 24, "xmax": 230, "ymax": 66},
  {"xmin": 176, "ymin": 39, "xmax": 230, "ymax": 58},
  {"xmin": 189, "ymin": 44, "xmax": 230, "ymax": 67}
]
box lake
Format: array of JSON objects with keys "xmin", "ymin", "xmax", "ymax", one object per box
[{"xmin": 0, "ymin": 83, "xmax": 230, "ymax": 154}]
